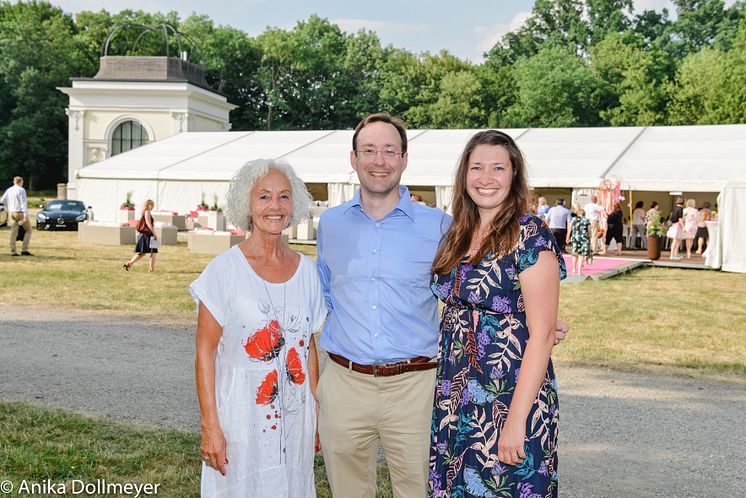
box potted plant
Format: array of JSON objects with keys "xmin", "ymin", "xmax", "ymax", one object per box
[
  {"xmin": 210, "ymin": 194, "xmax": 222, "ymax": 212},
  {"xmin": 646, "ymin": 210, "xmax": 664, "ymax": 260},
  {"xmin": 120, "ymin": 191, "xmax": 135, "ymax": 209},
  {"xmin": 197, "ymin": 193, "xmax": 209, "ymax": 211},
  {"xmin": 119, "ymin": 191, "xmax": 136, "ymax": 223}
]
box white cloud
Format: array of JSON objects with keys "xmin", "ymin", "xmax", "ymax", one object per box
[
  {"xmin": 331, "ymin": 18, "xmax": 428, "ymax": 37},
  {"xmin": 473, "ymin": 11, "xmax": 531, "ymax": 57}
]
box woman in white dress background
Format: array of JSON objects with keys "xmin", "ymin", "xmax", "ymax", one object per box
[
  {"xmin": 681, "ymin": 198, "xmax": 699, "ymax": 259},
  {"xmin": 190, "ymin": 160, "xmax": 327, "ymax": 497}
]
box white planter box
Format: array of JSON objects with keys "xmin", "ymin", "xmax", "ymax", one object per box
[
  {"xmin": 206, "ymin": 211, "xmax": 226, "ymax": 231},
  {"xmin": 79, "ymin": 222, "xmax": 136, "ymax": 246},
  {"xmin": 118, "ymin": 208, "xmax": 136, "ymax": 224},
  {"xmin": 188, "ymin": 230, "xmax": 244, "ymax": 255},
  {"xmin": 152, "ymin": 212, "xmax": 187, "ymax": 231}
]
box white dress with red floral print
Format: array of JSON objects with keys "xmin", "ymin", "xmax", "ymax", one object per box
[{"xmin": 190, "ymin": 246, "xmax": 327, "ymax": 498}]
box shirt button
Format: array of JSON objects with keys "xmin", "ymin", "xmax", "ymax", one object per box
[
  {"xmin": 375, "ymin": 222, "xmax": 380, "ymax": 228},
  {"xmin": 370, "ymin": 277, "xmax": 375, "ymax": 282},
  {"xmin": 374, "ymin": 333, "xmax": 379, "ymax": 338},
  {"xmin": 372, "ymin": 248, "xmax": 378, "ymax": 253},
  {"xmin": 372, "ymin": 304, "xmax": 377, "ymax": 310}
]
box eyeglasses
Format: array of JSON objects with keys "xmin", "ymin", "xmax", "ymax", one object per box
[{"xmin": 354, "ymin": 148, "xmax": 403, "ymax": 159}]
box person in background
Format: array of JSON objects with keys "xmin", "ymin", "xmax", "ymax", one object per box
[
  {"xmin": 682, "ymin": 198, "xmax": 699, "ymax": 259},
  {"xmin": 429, "ymin": 130, "xmax": 564, "ymax": 496},
  {"xmin": 695, "ymin": 201, "xmax": 712, "ymax": 254},
  {"xmin": 536, "ymin": 196, "xmax": 550, "ymax": 220},
  {"xmin": 411, "ymin": 193, "xmax": 427, "ymax": 205},
  {"xmin": 546, "ymin": 198, "xmax": 572, "ymax": 253},
  {"xmin": 646, "ymin": 201, "xmax": 660, "ymax": 227},
  {"xmin": 123, "ymin": 199, "xmax": 158, "ymax": 272},
  {"xmin": 630, "ymin": 201, "xmax": 647, "ymax": 249},
  {"xmin": 601, "ymin": 202, "xmax": 624, "ymax": 256},
  {"xmin": 567, "ymin": 207, "xmax": 591, "ymax": 274},
  {"xmin": 1, "ymin": 176, "xmax": 32, "ymax": 256},
  {"xmin": 667, "ymin": 197, "xmax": 685, "ymax": 260},
  {"xmin": 583, "ymin": 195, "xmax": 605, "ymax": 256}
]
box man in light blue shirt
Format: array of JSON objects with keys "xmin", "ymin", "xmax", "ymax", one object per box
[
  {"xmin": 315, "ymin": 113, "xmax": 568, "ymax": 497},
  {"xmin": 546, "ymin": 198, "xmax": 572, "ymax": 253},
  {"xmin": 317, "ymin": 185, "xmax": 449, "ymax": 364}
]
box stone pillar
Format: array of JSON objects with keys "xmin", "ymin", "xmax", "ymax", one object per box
[{"xmin": 66, "ymin": 109, "xmax": 85, "ymax": 197}]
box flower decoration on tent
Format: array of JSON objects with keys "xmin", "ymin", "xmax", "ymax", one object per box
[{"xmin": 596, "ymin": 178, "xmax": 623, "ymax": 213}]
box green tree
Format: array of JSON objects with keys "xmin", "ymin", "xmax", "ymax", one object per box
[
  {"xmin": 337, "ymin": 29, "xmax": 385, "ymax": 124},
  {"xmin": 427, "ymin": 71, "xmax": 486, "ymax": 128},
  {"xmin": 590, "ymin": 32, "xmax": 667, "ymax": 125},
  {"xmin": 505, "ymin": 44, "xmax": 599, "ymax": 127},
  {"xmin": 668, "ymin": 0, "xmax": 742, "ymax": 55},
  {"xmin": 486, "ymin": 0, "xmax": 590, "ymax": 64},
  {"xmin": 180, "ymin": 15, "xmax": 264, "ymax": 131},
  {"xmin": 256, "ymin": 16, "xmax": 369, "ymax": 130},
  {"xmin": 0, "ymin": 1, "xmax": 82, "ymax": 188},
  {"xmin": 403, "ymin": 51, "xmax": 472, "ymax": 127},
  {"xmin": 377, "ymin": 47, "xmax": 426, "ymax": 120},
  {"xmin": 587, "ymin": 0, "xmax": 634, "ymax": 45},
  {"xmin": 667, "ymin": 19, "xmax": 746, "ymax": 124}
]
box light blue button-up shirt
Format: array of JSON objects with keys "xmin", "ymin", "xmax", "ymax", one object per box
[{"xmin": 317, "ymin": 186, "xmax": 451, "ymax": 364}]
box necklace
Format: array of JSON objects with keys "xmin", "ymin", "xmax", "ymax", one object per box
[
  {"xmin": 468, "ymin": 227, "xmax": 490, "ymax": 256},
  {"xmin": 260, "ymin": 249, "xmax": 287, "ymax": 330}
]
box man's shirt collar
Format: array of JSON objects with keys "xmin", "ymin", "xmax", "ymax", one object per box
[{"xmin": 344, "ymin": 185, "xmax": 416, "ymax": 221}]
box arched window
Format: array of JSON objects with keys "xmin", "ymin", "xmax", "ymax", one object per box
[{"xmin": 111, "ymin": 120, "xmax": 149, "ymax": 156}]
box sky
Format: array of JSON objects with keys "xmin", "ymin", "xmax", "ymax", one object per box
[{"xmin": 48, "ymin": 0, "xmax": 698, "ymax": 62}]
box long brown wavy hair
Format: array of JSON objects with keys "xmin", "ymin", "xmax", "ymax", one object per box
[{"xmin": 432, "ymin": 130, "xmax": 530, "ymax": 275}]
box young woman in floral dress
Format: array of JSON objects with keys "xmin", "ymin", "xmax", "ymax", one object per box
[{"xmin": 429, "ymin": 131, "xmax": 565, "ymax": 498}]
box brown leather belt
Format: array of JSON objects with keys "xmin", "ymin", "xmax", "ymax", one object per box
[{"xmin": 328, "ymin": 352, "xmax": 436, "ymax": 377}]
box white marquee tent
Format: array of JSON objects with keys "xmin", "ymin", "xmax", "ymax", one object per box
[{"xmin": 75, "ymin": 123, "xmax": 746, "ymax": 272}]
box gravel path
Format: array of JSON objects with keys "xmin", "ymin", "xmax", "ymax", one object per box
[{"xmin": 1, "ymin": 309, "xmax": 744, "ymax": 497}]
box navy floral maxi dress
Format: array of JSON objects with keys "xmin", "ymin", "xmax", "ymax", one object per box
[{"xmin": 429, "ymin": 214, "xmax": 566, "ymax": 498}]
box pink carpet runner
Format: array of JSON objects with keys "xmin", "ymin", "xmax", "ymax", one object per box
[{"xmin": 562, "ymin": 255, "xmax": 638, "ymax": 276}]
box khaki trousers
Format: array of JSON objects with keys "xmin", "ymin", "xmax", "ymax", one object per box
[
  {"xmin": 9, "ymin": 212, "xmax": 31, "ymax": 254},
  {"xmin": 317, "ymin": 358, "xmax": 435, "ymax": 498},
  {"xmin": 589, "ymin": 219, "xmax": 600, "ymax": 254}
]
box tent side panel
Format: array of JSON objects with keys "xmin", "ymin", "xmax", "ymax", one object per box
[{"xmin": 720, "ymin": 186, "xmax": 746, "ymax": 273}]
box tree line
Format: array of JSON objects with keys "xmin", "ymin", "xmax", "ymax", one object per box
[{"xmin": 1, "ymin": 0, "xmax": 745, "ymax": 189}]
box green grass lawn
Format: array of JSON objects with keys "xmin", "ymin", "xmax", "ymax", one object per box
[
  {"xmin": 553, "ymin": 265, "xmax": 746, "ymax": 381},
  {"xmin": 0, "ymin": 401, "xmax": 392, "ymax": 498}
]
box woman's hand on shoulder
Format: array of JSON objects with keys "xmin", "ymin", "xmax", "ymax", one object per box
[{"xmin": 200, "ymin": 423, "xmax": 228, "ymax": 475}]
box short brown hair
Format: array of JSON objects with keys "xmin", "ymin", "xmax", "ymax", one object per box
[
  {"xmin": 352, "ymin": 112, "xmax": 408, "ymax": 153},
  {"xmin": 13, "ymin": 176, "xmax": 23, "ymax": 185}
]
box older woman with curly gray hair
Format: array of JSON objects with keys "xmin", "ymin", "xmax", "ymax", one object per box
[{"xmin": 190, "ymin": 159, "xmax": 327, "ymax": 497}]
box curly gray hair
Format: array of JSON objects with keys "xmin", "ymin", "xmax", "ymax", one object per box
[{"xmin": 224, "ymin": 159, "xmax": 313, "ymax": 231}]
